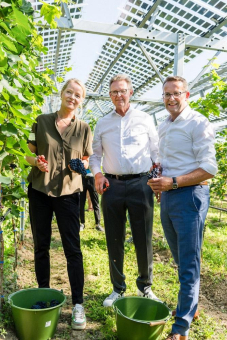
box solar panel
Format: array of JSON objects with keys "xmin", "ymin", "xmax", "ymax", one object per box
[{"xmin": 32, "ymin": 0, "xmax": 227, "ymax": 126}]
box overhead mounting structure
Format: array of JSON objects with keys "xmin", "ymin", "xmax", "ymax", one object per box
[{"xmin": 32, "ymin": 0, "xmax": 227, "ymax": 127}]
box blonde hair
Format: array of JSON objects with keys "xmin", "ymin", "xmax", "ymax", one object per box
[
  {"xmin": 61, "ymin": 78, "xmax": 86, "ymax": 116},
  {"xmin": 109, "ymin": 74, "xmax": 133, "ymax": 90}
]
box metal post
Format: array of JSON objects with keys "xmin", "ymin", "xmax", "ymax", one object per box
[
  {"xmin": 174, "ymin": 33, "xmax": 185, "ymax": 76},
  {"xmin": 135, "ymin": 39, "xmax": 164, "ymax": 83},
  {"xmin": 20, "ymin": 178, "xmax": 26, "ymax": 243}
]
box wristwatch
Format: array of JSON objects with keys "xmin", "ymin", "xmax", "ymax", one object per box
[{"xmin": 172, "ymin": 177, "xmax": 178, "ymax": 189}]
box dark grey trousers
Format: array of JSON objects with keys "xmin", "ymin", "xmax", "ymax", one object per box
[{"xmin": 101, "ymin": 175, "xmax": 154, "ymax": 293}]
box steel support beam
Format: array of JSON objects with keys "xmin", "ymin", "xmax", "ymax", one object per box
[
  {"xmin": 54, "ymin": 30, "xmax": 63, "ymax": 76},
  {"xmin": 147, "ymin": 6, "xmax": 160, "ymax": 30},
  {"xmin": 61, "ymin": 2, "xmax": 73, "ymax": 29},
  {"xmin": 95, "ymin": 100, "xmax": 105, "ymax": 115},
  {"xmin": 83, "ymin": 0, "xmax": 164, "ymax": 109},
  {"xmin": 136, "ymin": 39, "xmax": 164, "ymax": 83},
  {"xmin": 91, "ymin": 0, "xmax": 164, "ymax": 92},
  {"xmin": 54, "ymin": 3, "xmax": 73, "ymax": 79},
  {"xmin": 35, "ymin": 15, "xmax": 227, "ymax": 52},
  {"xmin": 153, "ymin": 112, "xmax": 158, "ymax": 127},
  {"xmin": 134, "ymin": 15, "xmax": 227, "ymax": 96},
  {"xmin": 174, "ymin": 33, "xmax": 185, "ymax": 76},
  {"xmin": 37, "ymin": 18, "xmax": 227, "ymax": 52},
  {"xmin": 199, "ymin": 90, "xmax": 206, "ymax": 98},
  {"xmin": 189, "ymin": 51, "xmax": 221, "ymax": 90}
]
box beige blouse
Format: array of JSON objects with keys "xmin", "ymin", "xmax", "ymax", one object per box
[{"xmin": 27, "ymin": 112, "xmax": 93, "ymax": 197}]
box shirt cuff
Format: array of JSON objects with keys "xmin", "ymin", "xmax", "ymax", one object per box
[
  {"xmin": 200, "ymin": 163, "xmax": 218, "ymax": 176},
  {"xmin": 90, "ymin": 166, "xmax": 102, "ymax": 177}
]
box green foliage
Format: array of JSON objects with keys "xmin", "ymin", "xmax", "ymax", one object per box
[
  {"xmin": 88, "ymin": 116, "xmax": 98, "ymax": 132},
  {"xmin": 40, "ymin": 1, "xmax": 61, "ymax": 29},
  {"xmin": 190, "ymin": 65, "xmax": 227, "ymax": 118},
  {"xmin": 0, "ymin": 0, "xmax": 60, "ymax": 215},
  {"xmin": 209, "ymin": 129, "xmax": 227, "ymax": 200},
  {"xmin": 190, "ymin": 64, "xmax": 227, "ymax": 200}
]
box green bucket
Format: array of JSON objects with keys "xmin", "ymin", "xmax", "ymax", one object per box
[
  {"xmin": 113, "ymin": 296, "xmax": 171, "ymax": 340},
  {"xmin": 8, "ymin": 288, "xmax": 66, "ymax": 340}
]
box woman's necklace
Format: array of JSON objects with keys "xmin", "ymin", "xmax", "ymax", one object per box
[
  {"xmin": 61, "ymin": 117, "xmax": 71, "ymax": 126},
  {"xmin": 57, "ymin": 113, "xmax": 74, "ymax": 127}
]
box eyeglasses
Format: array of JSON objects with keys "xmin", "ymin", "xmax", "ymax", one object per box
[
  {"xmin": 109, "ymin": 89, "xmax": 128, "ymax": 96},
  {"xmin": 162, "ymin": 91, "xmax": 186, "ymax": 99}
]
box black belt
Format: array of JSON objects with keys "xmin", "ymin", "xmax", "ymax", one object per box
[{"xmin": 105, "ymin": 173, "xmax": 148, "ymax": 180}]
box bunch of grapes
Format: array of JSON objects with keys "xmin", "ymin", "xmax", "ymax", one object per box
[
  {"xmin": 69, "ymin": 158, "xmax": 87, "ymax": 176},
  {"xmin": 31, "ymin": 299, "xmax": 60, "ymax": 309},
  {"xmin": 147, "ymin": 163, "xmax": 160, "ymax": 179},
  {"xmin": 50, "ymin": 299, "xmax": 60, "ymax": 307},
  {"xmin": 31, "ymin": 301, "xmax": 47, "ymax": 309}
]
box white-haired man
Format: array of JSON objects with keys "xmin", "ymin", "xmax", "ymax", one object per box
[{"xmin": 90, "ymin": 74, "xmax": 159, "ymax": 307}]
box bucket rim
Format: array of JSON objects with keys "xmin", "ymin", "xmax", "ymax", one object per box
[
  {"xmin": 8, "ymin": 288, "xmax": 66, "ymax": 311},
  {"xmin": 113, "ymin": 296, "xmax": 172, "ymax": 325}
]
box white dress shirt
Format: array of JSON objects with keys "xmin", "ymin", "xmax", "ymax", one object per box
[
  {"xmin": 159, "ymin": 105, "xmax": 217, "ymax": 177},
  {"xmin": 89, "ymin": 107, "xmax": 158, "ymax": 176}
]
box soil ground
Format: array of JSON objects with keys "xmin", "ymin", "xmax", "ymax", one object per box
[{"xmin": 2, "ymin": 224, "xmax": 227, "ymax": 339}]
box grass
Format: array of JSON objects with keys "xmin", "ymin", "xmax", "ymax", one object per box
[
  {"xmin": 0, "ymin": 195, "xmax": 227, "ymax": 339},
  {"xmin": 79, "ymin": 197, "xmax": 227, "ymax": 339}
]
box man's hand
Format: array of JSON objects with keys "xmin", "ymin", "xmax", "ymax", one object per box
[
  {"xmin": 95, "ymin": 172, "xmax": 109, "ymax": 195},
  {"xmin": 148, "ymin": 177, "xmax": 173, "ymax": 193}
]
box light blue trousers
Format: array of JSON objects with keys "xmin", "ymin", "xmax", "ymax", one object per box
[{"xmin": 161, "ymin": 185, "xmax": 210, "ymax": 336}]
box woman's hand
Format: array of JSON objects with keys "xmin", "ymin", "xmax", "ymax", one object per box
[
  {"xmin": 36, "ymin": 155, "xmax": 48, "ymax": 172},
  {"xmin": 82, "ymin": 159, "xmax": 89, "ymax": 169},
  {"xmin": 82, "ymin": 156, "xmax": 89, "ymax": 169}
]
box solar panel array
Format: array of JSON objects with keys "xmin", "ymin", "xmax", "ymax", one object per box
[
  {"xmin": 31, "ymin": 0, "xmax": 227, "ymax": 125},
  {"xmin": 32, "ymin": 0, "xmax": 85, "ymax": 77},
  {"xmin": 83, "ymin": 0, "xmax": 227, "ymax": 123}
]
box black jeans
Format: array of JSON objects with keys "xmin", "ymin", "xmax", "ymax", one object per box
[
  {"xmin": 28, "ymin": 184, "xmax": 84, "ymax": 304},
  {"xmin": 80, "ymin": 176, "xmax": 100, "ymax": 225}
]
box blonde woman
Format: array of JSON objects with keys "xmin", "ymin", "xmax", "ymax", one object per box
[{"xmin": 26, "ymin": 78, "xmax": 92, "ymax": 330}]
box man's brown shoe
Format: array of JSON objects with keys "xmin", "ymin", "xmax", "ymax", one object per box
[
  {"xmin": 166, "ymin": 334, "xmax": 188, "ymax": 340},
  {"xmin": 172, "ymin": 309, "xmax": 199, "ymax": 320}
]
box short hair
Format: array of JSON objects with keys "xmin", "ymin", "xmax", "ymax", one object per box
[
  {"xmin": 109, "ymin": 74, "xmax": 133, "ymax": 90},
  {"xmin": 61, "ymin": 78, "xmax": 86, "ymax": 98},
  {"xmin": 163, "ymin": 76, "xmax": 188, "ymax": 91}
]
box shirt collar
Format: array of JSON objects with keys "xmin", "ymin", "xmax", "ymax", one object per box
[
  {"xmin": 113, "ymin": 105, "xmax": 132, "ymax": 117},
  {"xmin": 166, "ymin": 104, "xmax": 190, "ymax": 122}
]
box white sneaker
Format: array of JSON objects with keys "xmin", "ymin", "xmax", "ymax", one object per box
[
  {"xmin": 103, "ymin": 291, "xmax": 123, "ymax": 307},
  {"xmin": 72, "ymin": 304, "xmax": 86, "ymax": 330},
  {"xmin": 137, "ymin": 289, "xmax": 162, "ymax": 303},
  {"xmin": 80, "ymin": 224, "xmax": 85, "ymax": 231}
]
